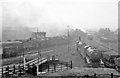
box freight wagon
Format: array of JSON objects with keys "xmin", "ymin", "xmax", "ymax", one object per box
[
  {"xmin": 76, "ymin": 37, "xmax": 104, "ymax": 67},
  {"xmin": 102, "ymin": 51, "xmax": 120, "ymax": 71}
]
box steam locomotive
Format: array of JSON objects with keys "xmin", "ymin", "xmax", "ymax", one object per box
[{"xmin": 76, "ymin": 37, "xmax": 104, "ymax": 67}]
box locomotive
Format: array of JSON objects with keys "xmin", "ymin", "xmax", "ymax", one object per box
[{"xmin": 76, "ymin": 36, "xmax": 104, "ymax": 67}]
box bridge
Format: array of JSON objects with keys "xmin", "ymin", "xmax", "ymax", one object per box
[
  {"xmin": 0, "ymin": 54, "xmax": 72, "ymax": 77},
  {"xmin": 0, "ymin": 55, "xmax": 59, "ymax": 76}
]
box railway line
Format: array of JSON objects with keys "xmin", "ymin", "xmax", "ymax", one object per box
[
  {"xmin": 2, "ymin": 50, "xmax": 54, "ymax": 66},
  {"xmin": 77, "ymin": 36, "xmax": 119, "ymax": 65},
  {"xmin": 1, "ymin": 35, "xmax": 119, "ymax": 77},
  {"xmin": 94, "ymin": 39, "xmax": 118, "ymax": 52},
  {"xmin": 0, "ymin": 49, "xmax": 55, "ymax": 75},
  {"xmin": 85, "ymin": 36, "xmax": 118, "ymax": 53}
]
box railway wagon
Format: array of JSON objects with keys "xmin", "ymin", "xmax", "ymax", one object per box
[
  {"xmin": 83, "ymin": 46, "xmax": 103, "ymax": 65},
  {"xmin": 76, "ymin": 37, "xmax": 103, "ymax": 67},
  {"xmin": 114, "ymin": 57, "xmax": 120, "ymax": 72},
  {"xmin": 102, "ymin": 51, "xmax": 120, "ymax": 70}
]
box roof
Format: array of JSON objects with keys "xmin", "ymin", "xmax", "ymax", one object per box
[{"xmin": 103, "ymin": 51, "xmax": 118, "ymax": 56}]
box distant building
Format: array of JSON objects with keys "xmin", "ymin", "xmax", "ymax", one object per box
[{"xmin": 31, "ymin": 32, "xmax": 46, "ymax": 40}]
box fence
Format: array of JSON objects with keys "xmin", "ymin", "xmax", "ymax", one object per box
[
  {"xmin": 1, "ymin": 62, "xmax": 120, "ymax": 78},
  {"xmin": 1, "ymin": 63, "xmax": 38, "ymax": 77},
  {"xmin": 0, "ymin": 57, "xmax": 47, "ymax": 77},
  {"xmin": 1, "ymin": 59, "xmax": 72, "ymax": 77},
  {"xmin": 47, "ymin": 60, "xmax": 72, "ymax": 73}
]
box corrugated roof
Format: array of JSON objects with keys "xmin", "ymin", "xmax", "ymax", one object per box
[{"xmin": 103, "ymin": 51, "xmax": 118, "ymax": 56}]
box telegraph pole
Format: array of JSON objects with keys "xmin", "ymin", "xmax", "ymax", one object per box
[
  {"xmin": 37, "ymin": 28, "xmax": 40, "ymax": 67},
  {"xmin": 67, "ymin": 26, "xmax": 70, "ymax": 57},
  {"xmin": 22, "ymin": 42, "xmax": 25, "ymax": 67},
  {"xmin": 36, "ymin": 28, "xmax": 42, "ymax": 74}
]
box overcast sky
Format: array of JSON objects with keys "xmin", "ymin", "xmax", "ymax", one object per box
[{"xmin": 2, "ymin": 0, "xmax": 119, "ymax": 33}]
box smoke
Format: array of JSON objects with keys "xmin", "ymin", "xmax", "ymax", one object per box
[
  {"xmin": 2, "ymin": 0, "xmax": 69, "ymax": 37},
  {"xmin": 2, "ymin": 0, "xmax": 118, "ymax": 39}
]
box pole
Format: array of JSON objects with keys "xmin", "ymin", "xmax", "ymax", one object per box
[
  {"xmin": 36, "ymin": 28, "xmax": 40, "ymax": 74},
  {"xmin": 67, "ymin": 26, "xmax": 69, "ymax": 61},
  {"xmin": 111, "ymin": 73, "xmax": 113, "ymax": 78},
  {"xmin": 70, "ymin": 61, "xmax": 72, "ymax": 69},
  {"xmin": 20, "ymin": 43, "xmax": 22, "ymax": 66},
  {"xmin": 2, "ymin": 66, "xmax": 3, "ymax": 77},
  {"xmin": 22, "ymin": 42, "xmax": 25, "ymax": 70}
]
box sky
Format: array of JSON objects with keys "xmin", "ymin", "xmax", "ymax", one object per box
[{"xmin": 1, "ymin": 0, "xmax": 119, "ymax": 34}]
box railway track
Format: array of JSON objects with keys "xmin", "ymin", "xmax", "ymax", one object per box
[
  {"xmin": 85, "ymin": 37, "xmax": 118, "ymax": 54},
  {"xmin": 0, "ymin": 49, "xmax": 56, "ymax": 76},
  {"xmin": 2, "ymin": 50, "xmax": 54, "ymax": 66},
  {"xmin": 94, "ymin": 39, "xmax": 118, "ymax": 52}
]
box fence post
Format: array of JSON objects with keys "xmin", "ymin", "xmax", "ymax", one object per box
[
  {"xmin": 23, "ymin": 65, "xmax": 25, "ymax": 74},
  {"xmin": 28, "ymin": 64, "xmax": 30, "ymax": 73},
  {"xmin": 111, "ymin": 73, "xmax": 113, "ymax": 78},
  {"xmin": 61, "ymin": 63, "xmax": 62, "ymax": 71},
  {"xmin": 2, "ymin": 67, "xmax": 3, "ymax": 77},
  {"xmin": 48, "ymin": 64, "xmax": 49, "ymax": 72},
  {"xmin": 19, "ymin": 65, "xmax": 21, "ymax": 76},
  {"xmin": 70, "ymin": 61, "xmax": 72, "ymax": 69},
  {"xmin": 54, "ymin": 63, "xmax": 56, "ymax": 72},
  {"xmin": 13, "ymin": 65, "xmax": 15, "ymax": 74},
  {"xmin": 94, "ymin": 73, "xmax": 96, "ymax": 78},
  {"xmin": 66, "ymin": 63, "xmax": 68, "ymax": 70},
  {"xmin": 23, "ymin": 65, "xmax": 24, "ymax": 70},
  {"xmin": 7, "ymin": 66, "xmax": 9, "ymax": 77}
]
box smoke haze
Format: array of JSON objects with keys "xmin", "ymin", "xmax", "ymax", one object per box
[{"xmin": 1, "ymin": 0, "xmax": 118, "ymax": 40}]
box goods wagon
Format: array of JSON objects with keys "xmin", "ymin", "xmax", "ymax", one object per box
[
  {"xmin": 102, "ymin": 51, "xmax": 120, "ymax": 70},
  {"xmin": 83, "ymin": 46, "xmax": 103, "ymax": 65},
  {"xmin": 76, "ymin": 37, "xmax": 103, "ymax": 67},
  {"xmin": 114, "ymin": 57, "xmax": 120, "ymax": 72}
]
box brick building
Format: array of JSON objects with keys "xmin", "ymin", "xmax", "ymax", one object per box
[{"xmin": 31, "ymin": 32, "xmax": 46, "ymax": 40}]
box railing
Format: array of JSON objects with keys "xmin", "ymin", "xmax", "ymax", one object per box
[
  {"xmin": 47, "ymin": 61, "xmax": 72, "ymax": 73},
  {"xmin": 0, "ymin": 57, "xmax": 47, "ymax": 77}
]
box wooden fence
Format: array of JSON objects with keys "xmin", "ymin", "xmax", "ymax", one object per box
[
  {"xmin": 1, "ymin": 60, "xmax": 72, "ymax": 77},
  {"xmin": 47, "ymin": 61, "xmax": 72, "ymax": 73},
  {"xmin": 1, "ymin": 64, "xmax": 37, "ymax": 77}
]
